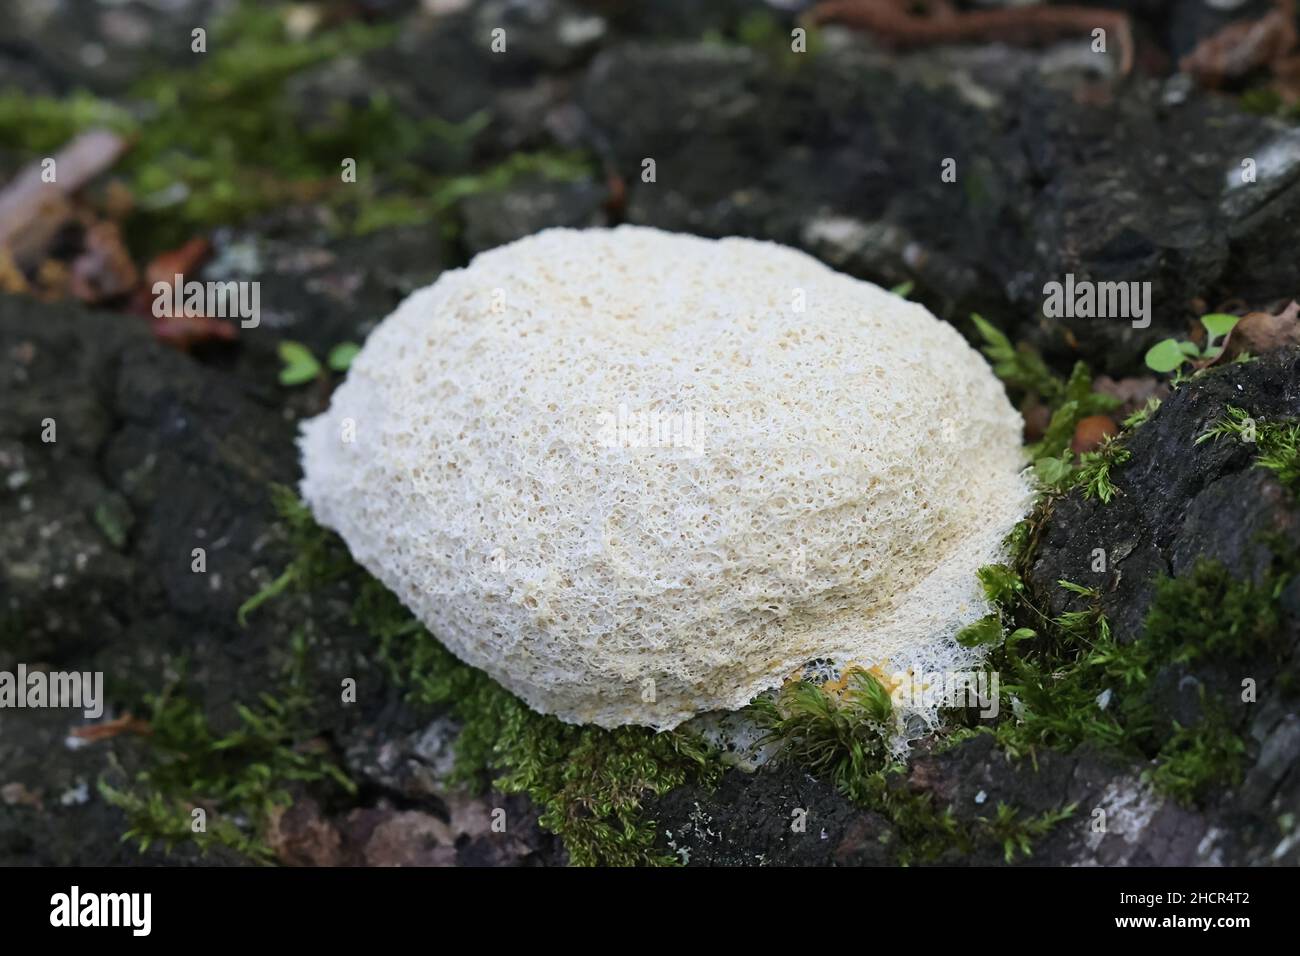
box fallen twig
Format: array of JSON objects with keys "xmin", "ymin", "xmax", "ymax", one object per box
[{"xmin": 810, "ymin": 0, "xmax": 1134, "ymax": 74}]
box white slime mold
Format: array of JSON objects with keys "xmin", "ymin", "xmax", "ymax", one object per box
[{"xmin": 300, "ymin": 226, "xmax": 1029, "ymax": 731}]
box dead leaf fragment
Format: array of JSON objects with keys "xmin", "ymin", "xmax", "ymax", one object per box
[
  {"xmin": 70, "ymin": 713, "xmax": 152, "ymax": 742},
  {"xmin": 1226, "ymin": 301, "xmax": 1300, "ymax": 358}
]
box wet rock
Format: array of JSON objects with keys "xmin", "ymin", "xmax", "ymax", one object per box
[
  {"xmin": 0, "ymin": 293, "xmax": 558, "ymax": 864},
  {"xmin": 654, "ymin": 349, "xmax": 1300, "ymax": 866},
  {"xmin": 1, "ymin": 0, "xmax": 229, "ymax": 95},
  {"xmin": 579, "ymin": 38, "xmax": 1300, "ymax": 374},
  {"xmin": 654, "ymin": 764, "xmax": 896, "ymax": 866},
  {"xmin": 458, "ymin": 174, "xmax": 607, "ymax": 254}
]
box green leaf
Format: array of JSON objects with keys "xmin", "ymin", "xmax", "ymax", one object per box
[
  {"xmin": 326, "ymin": 342, "xmax": 361, "ymax": 372},
  {"xmin": 1006, "ymin": 627, "xmax": 1038, "ymax": 647},
  {"xmin": 971, "ymin": 313, "xmax": 1011, "ymax": 352},
  {"xmin": 1034, "ymin": 455, "xmax": 1074, "ymax": 487},
  {"xmin": 889, "ymin": 280, "xmax": 914, "ymax": 298},
  {"xmin": 278, "ymin": 341, "xmax": 321, "ymax": 386},
  {"xmin": 1144, "ymin": 338, "xmax": 1187, "ymax": 374},
  {"xmin": 1200, "ymin": 313, "xmax": 1240, "ymax": 338},
  {"xmin": 1178, "ymin": 341, "xmax": 1202, "ymax": 357},
  {"xmin": 976, "ymin": 564, "xmax": 1024, "ymax": 604},
  {"xmin": 1058, "ymin": 579, "xmax": 1099, "ymax": 597},
  {"xmin": 957, "ymin": 614, "xmax": 1004, "ymax": 647}
]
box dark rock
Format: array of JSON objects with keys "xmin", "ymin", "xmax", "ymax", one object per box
[
  {"xmin": 578, "ymin": 38, "xmax": 1300, "ymax": 373},
  {"xmin": 654, "ymin": 764, "xmax": 896, "ymax": 866},
  {"xmin": 459, "ymin": 174, "xmax": 607, "ymax": 254},
  {"xmin": 0, "ymin": 294, "xmax": 553, "ymax": 864},
  {"xmin": 1, "ymin": 0, "xmax": 228, "ymax": 95}
]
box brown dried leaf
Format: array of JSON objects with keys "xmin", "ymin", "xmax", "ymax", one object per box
[
  {"xmin": 1180, "ymin": 9, "xmax": 1298, "ymax": 86},
  {"xmin": 0, "ymin": 129, "xmax": 127, "ymax": 269},
  {"xmin": 1225, "ymin": 300, "xmax": 1300, "ymax": 358},
  {"xmin": 69, "ymin": 220, "xmax": 139, "ymax": 303},
  {"xmin": 145, "ymin": 237, "xmax": 212, "ymax": 289},
  {"xmin": 71, "ymin": 713, "xmax": 152, "ymax": 742}
]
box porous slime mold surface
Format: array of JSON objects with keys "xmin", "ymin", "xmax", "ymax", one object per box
[{"xmin": 300, "ymin": 226, "xmax": 1030, "ymax": 731}]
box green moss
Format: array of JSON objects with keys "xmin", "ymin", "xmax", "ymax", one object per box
[
  {"xmin": 751, "ymin": 669, "xmax": 1074, "ymax": 862},
  {"xmin": 978, "ymin": 801, "xmax": 1078, "ymax": 864},
  {"xmin": 237, "ymin": 485, "xmax": 354, "ymax": 625},
  {"xmin": 752, "ymin": 669, "xmax": 894, "ymax": 793},
  {"xmin": 357, "ymin": 577, "xmax": 718, "ymax": 866},
  {"xmin": 1122, "ymin": 397, "xmax": 1161, "ymax": 431},
  {"xmin": 1144, "ymin": 559, "xmax": 1283, "ymax": 664},
  {"xmin": 1240, "ymin": 87, "xmax": 1300, "ymax": 120},
  {"xmin": 1073, "ymin": 440, "xmax": 1131, "ymax": 504},
  {"xmin": 241, "ymin": 490, "xmax": 720, "ymax": 866},
  {"xmin": 0, "ymin": 90, "xmax": 134, "ymax": 153},
  {"xmin": 977, "ymin": 555, "xmax": 1291, "ymax": 804},
  {"xmin": 1146, "ymin": 696, "xmax": 1248, "ymax": 804},
  {"xmin": 101, "ymin": 634, "xmax": 355, "ymax": 862},
  {"xmin": 972, "ymin": 316, "xmax": 1126, "ymax": 497},
  {"xmin": 346, "ymin": 149, "xmax": 594, "ymax": 237},
  {"xmin": 0, "ymin": 1, "xmax": 596, "ymax": 252},
  {"xmin": 971, "ymin": 313, "xmax": 1063, "ymax": 404},
  {"xmin": 1198, "ymin": 406, "xmax": 1300, "ymax": 496}
]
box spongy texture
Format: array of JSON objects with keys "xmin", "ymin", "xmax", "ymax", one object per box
[{"xmin": 299, "ymin": 226, "xmax": 1029, "ymax": 730}]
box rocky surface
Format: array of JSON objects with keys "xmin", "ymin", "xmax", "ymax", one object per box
[
  {"xmin": 2, "ymin": 0, "xmax": 1299, "ymax": 865},
  {"xmin": 0, "ymin": 295, "xmax": 561, "ymax": 865},
  {"xmin": 654, "ymin": 348, "xmax": 1300, "ymax": 866}
]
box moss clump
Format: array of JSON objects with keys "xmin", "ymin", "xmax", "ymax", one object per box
[
  {"xmin": 241, "ymin": 489, "xmax": 720, "ymax": 867},
  {"xmin": 1073, "ymin": 439, "xmax": 1131, "ymax": 504},
  {"xmin": 0, "ymin": 1, "xmax": 596, "ymax": 252},
  {"xmin": 356, "ymin": 577, "xmax": 718, "ymax": 866},
  {"xmin": 752, "ymin": 668, "xmax": 895, "ymax": 794},
  {"xmin": 977, "ymin": 801, "xmax": 1079, "ymax": 864},
  {"xmin": 101, "ymin": 633, "xmax": 355, "ymax": 862},
  {"xmin": 1198, "ymin": 405, "xmax": 1300, "ymax": 497},
  {"xmin": 971, "ymin": 315, "xmax": 1125, "ymax": 496},
  {"xmin": 971, "ymin": 313, "xmax": 1064, "ymax": 405},
  {"xmin": 977, "ymin": 556, "xmax": 1291, "ymax": 804},
  {"xmin": 347, "ymin": 149, "xmax": 594, "ymax": 237},
  {"xmin": 1147, "ymin": 696, "xmax": 1249, "ymax": 805},
  {"xmin": 752, "ymin": 670, "xmax": 1075, "ymax": 863},
  {"xmin": 237, "ymin": 485, "xmax": 355, "ymax": 624},
  {"xmin": 1144, "ymin": 559, "xmax": 1283, "ymax": 664}
]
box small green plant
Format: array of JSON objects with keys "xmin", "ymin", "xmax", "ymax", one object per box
[
  {"xmin": 977, "ymin": 801, "xmax": 1078, "ymax": 863},
  {"xmin": 277, "ymin": 341, "xmax": 360, "ymax": 386},
  {"xmin": 1073, "ymin": 439, "xmax": 1131, "ymax": 504},
  {"xmin": 1144, "ymin": 313, "xmax": 1240, "ymax": 374},
  {"xmin": 237, "ymin": 485, "xmax": 356, "ymax": 623},
  {"xmin": 753, "ymin": 669, "xmax": 895, "ymax": 793},
  {"xmin": 971, "ymin": 313, "xmax": 1062, "ymax": 403},
  {"xmin": 1146, "ymin": 700, "xmax": 1248, "ymax": 804},
  {"xmin": 1122, "ymin": 397, "xmax": 1161, "ymax": 430}
]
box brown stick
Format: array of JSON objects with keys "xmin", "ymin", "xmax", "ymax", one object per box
[
  {"xmin": 0, "ymin": 129, "xmax": 127, "ymax": 269},
  {"xmin": 811, "ymin": 0, "xmax": 1135, "ymax": 75}
]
